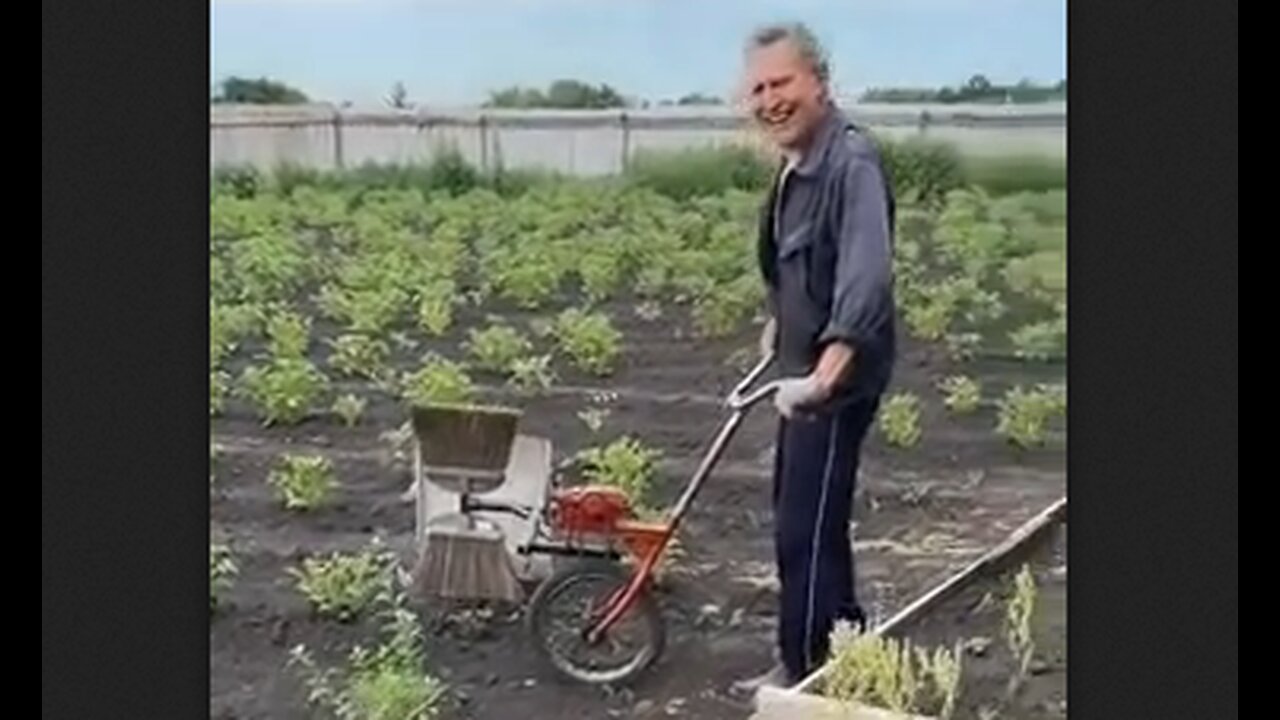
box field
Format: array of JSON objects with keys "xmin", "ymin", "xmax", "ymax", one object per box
[{"xmin": 209, "ymin": 151, "xmax": 1067, "ymax": 720}]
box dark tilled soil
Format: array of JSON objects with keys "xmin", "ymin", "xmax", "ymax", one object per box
[{"xmin": 211, "ymin": 303, "xmax": 1065, "ymax": 720}]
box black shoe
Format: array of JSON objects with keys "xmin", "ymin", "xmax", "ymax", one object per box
[{"xmin": 850, "ymin": 607, "xmax": 868, "ymax": 633}]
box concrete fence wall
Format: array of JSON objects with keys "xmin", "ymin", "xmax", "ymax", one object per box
[{"xmin": 210, "ymin": 102, "xmax": 1067, "ymax": 175}]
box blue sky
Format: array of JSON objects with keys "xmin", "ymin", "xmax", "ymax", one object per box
[{"xmin": 210, "ymin": 0, "xmax": 1066, "ymax": 106}]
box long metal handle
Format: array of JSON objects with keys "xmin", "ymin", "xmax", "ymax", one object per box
[
  {"xmin": 586, "ymin": 354, "xmax": 783, "ymax": 643},
  {"xmin": 666, "ymin": 353, "xmax": 779, "ymax": 524},
  {"xmin": 726, "ymin": 352, "xmax": 781, "ymax": 411}
]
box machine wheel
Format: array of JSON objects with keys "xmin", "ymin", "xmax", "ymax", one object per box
[{"xmin": 526, "ymin": 559, "xmax": 665, "ymax": 685}]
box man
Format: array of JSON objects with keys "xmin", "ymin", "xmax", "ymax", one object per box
[{"xmin": 733, "ymin": 23, "xmax": 897, "ymax": 692}]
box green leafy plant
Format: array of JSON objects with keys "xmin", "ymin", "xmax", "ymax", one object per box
[
  {"xmin": 465, "ymin": 321, "xmax": 532, "ymax": 374},
  {"xmin": 319, "ymin": 284, "xmax": 409, "ymax": 336},
  {"xmin": 228, "ymin": 229, "xmax": 309, "ymax": 303},
  {"xmin": 210, "ymin": 436, "xmax": 219, "ymax": 486},
  {"xmin": 933, "ymin": 187, "xmax": 1033, "ymax": 279},
  {"xmin": 904, "ymin": 289, "xmax": 958, "ymax": 342},
  {"xmin": 290, "ymin": 604, "xmax": 447, "ymax": 720},
  {"xmin": 401, "ymin": 354, "xmax": 475, "ymax": 407},
  {"xmin": 634, "ymin": 301, "xmax": 664, "ymax": 322},
  {"xmin": 692, "ymin": 276, "xmax": 764, "ymax": 338},
  {"xmin": 905, "ymin": 276, "xmax": 1005, "ymax": 342},
  {"xmin": 576, "ymin": 436, "xmax": 662, "ymax": 513},
  {"xmin": 876, "ymin": 137, "xmax": 965, "ymax": 207},
  {"xmin": 332, "ymin": 394, "xmax": 368, "ymax": 428},
  {"xmin": 210, "ymin": 190, "xmax": 292, "ymax": 239},
  {"xmin": 879, "ymin": 393, "xmax": 924, "ymax": 448},
  {"xmin": 633, "ymin": 263, "xmax": 672, "ymax": 299},
  {"xmin": 489, "ymin": 247, "xmax": 564, "ymax": 309},
  {"xmin": 507, "ymin": 354, "xmax": 557, "ymax": 395},
  {"xmin": 415, "ymin": 281, "xmax": 457, "ymax": 337},
  {"xmin": 576, "ymin": 241, "xmax": 629, "ymax": 303},
  {"xmin": 822, "ymin": 621, "xmax": 963, "ymax": 719},
  {"xmin": 551, "ymin": 308, "xmax": 623, "ymax": 376},
  {"xmin": 960, "ymin": 285, "xmax": 1008, "ymax": 327},
  {"xmin": 211, "ymin": 370, "xmax": 231, "ymax": 417},
  {"xmin": 210, "ymin": 302, "xmax": 264, "ymax": 365},
  {"xmin": 266, "ymin": 309, "xmax": 312, "ymax": 359},
  {"xmin": 1039, "ymin": 382, "xmax": 1067, "ymax": 415},
  {"xmin": 1005, "ymin": 564, "xmax": 1039, "ymax": 697},
  {"xmin": 666, "ymin": 251, "xmax": 719, "ymax": 302},
  {"xmin": 212, "ymin": 169, "xmax": 264, "ymax": 204},
  {"xmin": 267, "ymin": 454, "xmax": 338, "ymax": 511},
  {"xmin": 389, "ymin": 331, "xmax": 419, "ymax": 353},
  {"xmin": 291, "ymin": 544, "xmax": 396, "ymax": 622},
  {"xmin": 1010, "ymin": 315, "xmax": 1066, "ymax": 362},
  {"xmin": 938, "ymin": 376, "xmax": 982, "ymax": 415},
  {"xmin": 996, "ymin": 386, "xmax": 1064, "ymax": 449},
  {"xmin": 1004, "ymin": 249, "xmax": 1066, "ymax": 305},
  {"xmin": 577, "ymin": 407, "xmax": 610, "ymax": 434},
  {"xmin": 327, "ymin": 334, "xmax": 391, "ymax": 382},
  {"xmin": 944, "ymin": 332, "xmax": 983, "ymax": 363},
  {"xmin": 210, "ymin": 539, "xmax": 238, "ymax": 611},
  {"xmin": 289, "ymin": 185, "xmax": 350, "ymax": 228},
  {"xmin": 239, "ymin": 358, "xmax": 330, "ymax": 426}
]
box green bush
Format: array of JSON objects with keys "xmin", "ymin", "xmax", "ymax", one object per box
[
  {"xmin": 874, "ymin": 137, "xmax": 965, "ymax": 206},
  {"xmin": 212, "ymin": 166, "xmax": 265, "ymax": 199}
]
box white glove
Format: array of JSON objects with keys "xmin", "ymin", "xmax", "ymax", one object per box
[{"xmin": 773, "ymin": 375, "xmax": 827, "ymax": 418}]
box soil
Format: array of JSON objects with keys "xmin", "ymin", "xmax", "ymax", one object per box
[{"xmin": 210, "ymin": 296, "xmax": 1066, "ymax": 720}]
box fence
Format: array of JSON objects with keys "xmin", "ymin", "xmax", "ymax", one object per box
[{"xmin": 210, "ymin": 102, "xmax": 1067, "ymax": 175}]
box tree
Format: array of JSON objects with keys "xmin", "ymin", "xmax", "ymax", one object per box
[
  {"xmin": 546, "ymin": 79, "xmax": 625, "ymax": 109},
  {"xmin": 385, "ymin": 81, "xmax": 412, "ymax": 110},
  {"xmin": 676, "ymin": 92, "xmax": 724, "ymax": 106},
  {"xmin": 965, "ymin": 74, "xmax": 993, "ymax": 94},
  {"xmin": 860, "ymin": 87, "xmax": 936, "ymax": 103},
  {"xmin": 212, "ymin": 77, "xmax": 309, "ymax": 105},
  {"xmin": 859, "ymin": 76, "xmax": 1065, "ymax": 105},
  {"xmin": 484, "ymin": 80, "xmax": 627, "ymax": 109},
  {"xmin": 485, "ymin": 86, "xmax": 545, "ymax": 108}
]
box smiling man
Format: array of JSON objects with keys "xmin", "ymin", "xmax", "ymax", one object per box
[{"xmin": 735, "ymin": 23, "xmax": 898, "ymax": 692}]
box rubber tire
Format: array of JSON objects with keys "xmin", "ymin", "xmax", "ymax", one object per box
[{"xmin": 526, "ymin": 559, "xmax": 666, "ymax": 686}]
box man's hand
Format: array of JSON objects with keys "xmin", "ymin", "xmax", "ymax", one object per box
[
  {"xmin": 773, "ymin": 375, "xmax": 828, "ymax": 418},
  {"xmin": 772, "ymin": 342, "xmax": 857, "ymax": 419},
  {"xmin": 759, "ymin": 316, "xmax": 777, "ymax": 359}
]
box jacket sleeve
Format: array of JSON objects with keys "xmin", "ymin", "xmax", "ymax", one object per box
[{"xmin": 818, "ymin": 151, "xmax": 894, "ymax": 352}]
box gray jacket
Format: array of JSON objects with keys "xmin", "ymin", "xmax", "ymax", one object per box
[{"xmin": 758, "ymin": 104, "xmax": 897, "ymax": 407}]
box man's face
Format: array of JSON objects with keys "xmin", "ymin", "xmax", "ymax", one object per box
[{"xmin": 744, "ymin": 40, "xmax": 827, "ymax": 153}]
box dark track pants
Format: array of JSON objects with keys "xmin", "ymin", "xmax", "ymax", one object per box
[{"xmin": 772, "ymin": 396, "xmax": 879, "ymax": 682}]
